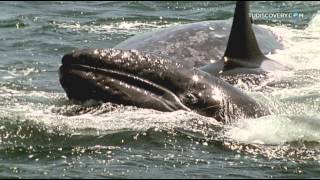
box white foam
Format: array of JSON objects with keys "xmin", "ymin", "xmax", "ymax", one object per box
[
  {"xmin": 28, "ymin": 109, "xmax": 221, "ymax": 136},
  {"xmin": 0, "ymin": 86, "xmax": 221, "ymax": 137},
  {"xmin": 307, "ymin": 11, "xmax": 320, "ymax": 33},
  {"xmin": 264, "ymin": 12, "xmax": 320, "ymax": 70},
  {"xmin": 225, "ymin": 115, "xmax": 320, "ymax": 145}
]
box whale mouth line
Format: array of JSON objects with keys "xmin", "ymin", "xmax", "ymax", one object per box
[
  {"xmin": 59, "ymin": 63, "xmax": 191, "ymax": 112},
  {"xmin": 64, "ymin": 64, "xmax": 169, "ymax": 96}
]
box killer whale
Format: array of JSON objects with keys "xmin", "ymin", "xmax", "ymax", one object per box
[
  {"xmin": 200, "ymin": 1, "xmax": 290, "ymax": 76},
  {"xmin": 58, "ymin": 1, "xmax": 287, "ymax": 123}
]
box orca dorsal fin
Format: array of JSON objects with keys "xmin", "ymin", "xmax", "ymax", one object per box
[{"xmin": 223, "ymin": 1, "xmax": 267, "ymax": 71}]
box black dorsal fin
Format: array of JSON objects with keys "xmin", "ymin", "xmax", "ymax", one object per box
[{"xmin": 223, "ymin": 1, "xmax": 267, "ymax": 71}]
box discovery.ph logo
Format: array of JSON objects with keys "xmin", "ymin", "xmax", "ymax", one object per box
[{"xmin": 250, "ymin": 12, "xmax": 304, "ymax": 21}]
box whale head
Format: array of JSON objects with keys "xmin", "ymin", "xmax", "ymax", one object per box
[{"xmin": 59, "ymin": 48, "xmax": 270, "ymax": 123}]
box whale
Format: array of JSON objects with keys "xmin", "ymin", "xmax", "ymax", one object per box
[
  {"xmin": 59, "ymin": 1, "xmax": 285, "ymax": 123},
  {"xmin": 59, "ymin": 48, "xmax": 270, "ymax": 123},
  {"xmin": 116, "ymin": 1, "xmax": 290, "ymax": 78}
]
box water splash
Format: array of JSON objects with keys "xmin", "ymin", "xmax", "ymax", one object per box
[
  {"xmin": 225, "ymin": 115, "xmax": 320, "ymax": 145},
  {"xmin": 223, "ymin": 12, "xmax": 320, "ymax": 149}
]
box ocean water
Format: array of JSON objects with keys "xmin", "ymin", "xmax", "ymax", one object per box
[{"xmin": 0, "ymin": 1, "xmax": 320, "ymax": 179}]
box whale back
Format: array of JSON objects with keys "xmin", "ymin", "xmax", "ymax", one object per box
[{"xmin": 115, "ymin": 20, "xmax": 283, "ymax": 69}]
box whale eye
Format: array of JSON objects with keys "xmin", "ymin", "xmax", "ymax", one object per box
[{"xmin": 184, "ymin": 93, "xmax": 198, "ymax": 104}]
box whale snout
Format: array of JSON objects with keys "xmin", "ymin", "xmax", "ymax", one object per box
[{"xmin": 59, "ymin": 48, "xmax": 191, "ymax": 112}]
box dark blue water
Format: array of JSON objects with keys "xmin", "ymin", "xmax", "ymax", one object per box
[{"xmin": 1, "ymin": 1, "xmax": 320, "ymax": 178}]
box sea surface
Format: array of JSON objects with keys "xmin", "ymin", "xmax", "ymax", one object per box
[{"xmin": 0, "ymin": 1, "xmax": 320, "ymax": 179}]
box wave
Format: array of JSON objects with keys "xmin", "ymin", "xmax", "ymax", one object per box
[{"xmin": 56, "ymin": 20, "xmax": 180, "ymax": 35}]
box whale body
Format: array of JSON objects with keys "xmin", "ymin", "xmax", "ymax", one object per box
[{"xmin": 59, "ymin": 2, "xmax": 289, "ymax": 123}]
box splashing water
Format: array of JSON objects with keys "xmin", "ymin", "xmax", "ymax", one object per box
[{"xmin": 212, "ymin": 11, "xmax": 320, "ymax": 149}]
